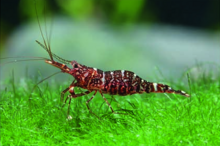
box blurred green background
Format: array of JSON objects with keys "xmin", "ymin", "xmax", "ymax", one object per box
[{"xmin": 1, "ymin": 0, "xmax": 220, "ymax": 84}]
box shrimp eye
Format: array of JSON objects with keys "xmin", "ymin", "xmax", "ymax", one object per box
[{"xmin": 74, "ymin": 64, "xmax": 78, "ymax": 68}]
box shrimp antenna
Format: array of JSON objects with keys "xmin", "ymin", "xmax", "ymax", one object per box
[
  {"xmin": 36, "ymin": 40, "xmax": 71, "ymax": 64},
  {"xmin": 34, "ymin": 1, "xmax": 53, "ymax": 61},
  {"xmin": 29, "ymin": 71, "xmax": 61, "ymax": 101},
  {"xmin": 0, "ymin": 58, "xmax": 46, "ymax": 66}
]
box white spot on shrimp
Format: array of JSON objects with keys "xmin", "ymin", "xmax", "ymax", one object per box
[
  {"xmin": 94, "ymin": 68, "xmax": 97, "ymax": 71},
  {"xmin": 132, "ymin": 74, "xmax": 137, "ymax": 81},
  {"xmin": 84, "ymin": 72, "xmax": 89, "ymax": 77},
  {"xmin": 70, "ymin": 87, "xmax": 74, "ymax": 92},
  {"xmin": 121, "ymin": 70, "xmax": 124, "ymax": 79},
  {"xmin": 153, "ymin": 83, "xmax": 158, "ymax": 92},
  {"xmin": 110, "ymin": 71, "xmax": 114, "ymax": 82},
  {"xmin": 140, "ymin": 85, "xmax": 143, "ymax": 91},
  {"xmin": 111, "ymin": 72, "xmax": 114, "ymax": 79},
  {"xmin": 123, "ymin": 79, "xmax": 129, "ymax": 82},
  {"xmin": 102, "ymin": 72, "xmax": 105, "ymax": 85}
]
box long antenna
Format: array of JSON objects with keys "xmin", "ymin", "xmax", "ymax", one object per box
[
  {"xmin": 29, "ymin": 71, "xmax": 61, "ymax": 100},
  {"xmin": 0, "ymin": 58, "xmax": 46, "ymax": 66},
  {"xmin": 36, "ymin": 40, "xmax": 71, "ymax": 64},
  {"xmin": 34, "ymin": 1, "xmax": 54, "ymax": 61},
  {"xmin": 43, "ymin": 1, "xmax": 53, "ymax": 62},
  {"xmin": 0, "ymin": 56, "xmax": 48, "ymax": 60}
]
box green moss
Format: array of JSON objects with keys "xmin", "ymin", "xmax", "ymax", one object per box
[{"xmin": 1, "ymin": 74, "xmax": 219, "ymax": 145}]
